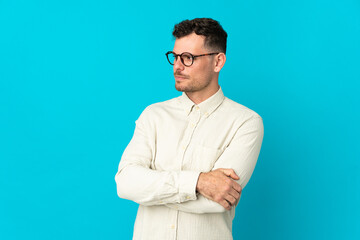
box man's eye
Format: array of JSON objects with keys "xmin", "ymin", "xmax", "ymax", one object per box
[{"xmin": 183, "ymin": 55, "xmax": 192, "ymax": 60}]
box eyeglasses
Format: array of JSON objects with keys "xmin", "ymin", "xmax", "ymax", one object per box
[{"xmin": 165, "ymin": 51, "xmax": 219, "ymax": 67}]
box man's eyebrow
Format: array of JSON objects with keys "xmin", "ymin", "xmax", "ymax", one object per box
[{"xmin": 172, "ymin": 51, "xmax": 194, "ymax": 55}]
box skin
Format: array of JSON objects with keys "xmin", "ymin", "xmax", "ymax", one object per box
[
  {"xmin": 173, "ymin": 32, "xmax": 224, "ymax": 104},
  {"xmin": 172, "ymin": 33, "xmax": 242, "ymax": 210}
]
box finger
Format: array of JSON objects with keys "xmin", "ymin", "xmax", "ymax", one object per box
[
  {"xmin": 220, "ymin": 199, "xmax": 231, "ymax": 210},
  {"xmin": 228, "ymin": 188, "xmax": 240, "ymax": 200},
  {"xmin": 224, "ymin": 194, "xmax": 237, "ymax": 206},
  {"xmin": 234, "ymin": 197, "xmax": 240, "ymax": 206},
  {"xmin": 222, "ymin": 169, "xmax": 239, "ymax": 180},
  {"xmin": 231, "ymin": 181, "xmax": 242, "ymax": 193},
  {"xmin": 235, "ymin": 191, "xmax": 242, "ymax": 206}
]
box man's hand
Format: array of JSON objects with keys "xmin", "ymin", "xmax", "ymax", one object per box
[{"xmin": 196, "ymin": 168, "xmax": 242, "ymax": 210}]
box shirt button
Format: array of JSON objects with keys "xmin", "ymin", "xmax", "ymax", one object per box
[
  {"xmin": 186, "ymin": 196, "xmax": 191, "ymax": 199},
  {"xmin": 195, "ymin": 106, "xmax": 199, "ymax": 110},
  {"xmin": 171, "ymin": 224, "xmax": 175, "ymax": 229}
]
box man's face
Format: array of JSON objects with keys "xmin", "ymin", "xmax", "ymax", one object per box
[{"xmin": 172, "ymin": 33, "xmax": 217, "ymax": 93}]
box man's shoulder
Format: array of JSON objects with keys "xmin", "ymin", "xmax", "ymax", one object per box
[
  {"xmin": 221, "ymin": 97, "xmax": 262, "ymax": 121},
  {"xmin": 144, "ymin": 96, "xmax": 181, "ymax": 112},
  {"xmin": 137, "ymin": 96, "xmax": 182, "ymax": 121}
]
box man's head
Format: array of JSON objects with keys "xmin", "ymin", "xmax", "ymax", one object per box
[
  {"xmin": 172, "ymin": 18, "xmax": 227, "ymax": 54},
  {"xmin": 168, "ymin": 18, "xmax": 227, "ymax": 102}
]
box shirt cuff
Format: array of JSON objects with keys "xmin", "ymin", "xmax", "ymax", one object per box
[{"xmin": 178, "ymin": 171, "xmax": 201, "ymax": 202}]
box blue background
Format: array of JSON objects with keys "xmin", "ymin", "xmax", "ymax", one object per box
[{"xmin": 1, "ymin": 0, "xmax": 359, "ymax": 239}]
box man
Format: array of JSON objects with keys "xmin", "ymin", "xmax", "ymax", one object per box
[{"xmin": 115, "ymin": 18, "xmax": 264, "ymax": 240}]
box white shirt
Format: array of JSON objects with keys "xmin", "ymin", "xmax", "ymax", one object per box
[{"xmin": 115, "ymin": 88, "xmax": 264, "ymax": 240}]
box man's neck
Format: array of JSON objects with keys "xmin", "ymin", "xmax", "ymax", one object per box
[{"xmin": 185, "ymin": 85, "xmax": 220, "ymax": 105}]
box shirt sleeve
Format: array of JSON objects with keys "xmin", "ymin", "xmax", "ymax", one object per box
[
  {"xmin": 115, "ymin": 107, "xmax": 201, "ymax": 206},
  {"xmin": 165, "ymin": 116, "xmax": 264, "ymax": 213}
]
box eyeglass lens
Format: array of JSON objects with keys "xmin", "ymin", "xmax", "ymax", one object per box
[{"xmin": 168, "ymin": 52, "xmax": 194, "ymax": 66}]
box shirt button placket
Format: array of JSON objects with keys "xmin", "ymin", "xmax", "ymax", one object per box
[{"xmin": 180, "ymin": 107, "xmax": 201, "ymax": 169}]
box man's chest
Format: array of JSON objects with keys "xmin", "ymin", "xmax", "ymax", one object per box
[{"xmin": 150, "ymin": 111, "xmax": 239, "ymax": 172}]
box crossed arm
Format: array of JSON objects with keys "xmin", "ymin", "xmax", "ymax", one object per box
[
  {"xmin": 115, "ymin": 112, "xmax": 263, "ymax": 214},
  {"xmin": 166, "ymin": 117, "xmax": 264, "ymax": 213}
]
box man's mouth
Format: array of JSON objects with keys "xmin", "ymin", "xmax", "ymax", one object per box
[{"xmin": 174, "ymin": 75, "xmax": 188, "ymax": 80}]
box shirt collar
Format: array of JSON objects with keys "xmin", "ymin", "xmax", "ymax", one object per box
[{"xmin": 179, "ymin": 87, "xmax": 225, "ymax": 118}]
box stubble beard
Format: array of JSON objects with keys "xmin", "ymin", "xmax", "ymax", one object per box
[{"xmin": 175, "ymin": 77, "xmax": 211, "ymax": 93}]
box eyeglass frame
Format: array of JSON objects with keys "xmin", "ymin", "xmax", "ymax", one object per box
[{"xmin": 165, "ymin": 51, "xmax": 219, "ymax": 67}]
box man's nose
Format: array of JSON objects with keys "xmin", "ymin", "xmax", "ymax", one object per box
[{"xmin": 173, "ymin": 57, "xmax": 185, "ymax": 72}]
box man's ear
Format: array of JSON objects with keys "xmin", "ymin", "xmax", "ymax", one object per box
[{"xmin": 214, "ymin": 53, "xmax": 226, "ymax": 73}]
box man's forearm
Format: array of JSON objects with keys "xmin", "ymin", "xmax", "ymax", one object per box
[
  {"xmin": 115, "ymin": 162, "xmax": 200, "ymax": 206},
  {"xmin": 165, "ymin": 194, "xmax": 227, "ymax": 214},
  {"xmin": 165, "ymin": 169, "xmax": 241, "ymax": 213}
]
